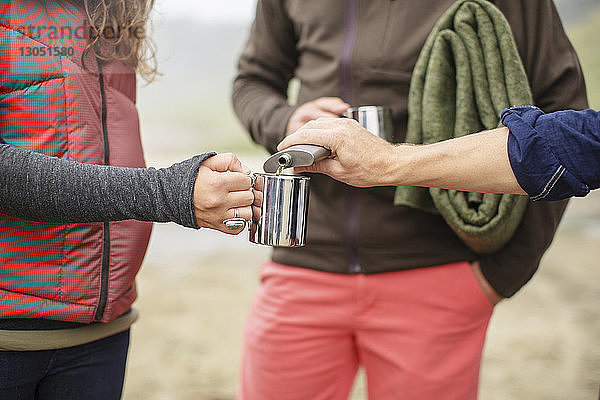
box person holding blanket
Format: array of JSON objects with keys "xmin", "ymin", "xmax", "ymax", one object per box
[
  {"xmin": 232, "ymin": 0, "xmax": 588, "ymax": 398},
  {"xmin": 280, "ymin": 106, "xmax": 600, "ymax": 200},
  {"xmin": 0, "ymin": 0, "xmax": 253, "ymax": 398}
]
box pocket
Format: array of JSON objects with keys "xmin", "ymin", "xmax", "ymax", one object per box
[
  {"xmin": 0, "ymin": 216, "xmax": 67, "ymax": 302},
  {"xmin": 0, "ymin": 78, "xmax": 69, "ymax": 157},
  {"xmin": 466, "ymin": 261, "xmax": 499, "ymax": 310}
]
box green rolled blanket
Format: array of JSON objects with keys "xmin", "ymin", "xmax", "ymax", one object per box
[{"xmin": 394, "ymin": 0, "xmax": 530, "ymax": 254}]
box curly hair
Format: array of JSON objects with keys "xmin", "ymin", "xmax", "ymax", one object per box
[{"xmin": 83, "ymin": 0, "xmax": 157, "ymax": 82}]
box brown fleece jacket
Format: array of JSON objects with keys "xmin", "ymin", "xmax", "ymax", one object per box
[{"xmin": 232, "ymin": 0, "xmax": 588, "ymax": 297}]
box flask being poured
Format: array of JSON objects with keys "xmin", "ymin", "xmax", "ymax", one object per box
[{"xmin": 262, "ymin": 144, "xmax": 331, "ymax": 174}]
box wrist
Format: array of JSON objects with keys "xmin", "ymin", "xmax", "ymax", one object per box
[
  {"xmin": 381, "ymin": 144, "xmax": 417, "ymax": 186},
  {"xmin": 188, "ymin": 153, "xmax": 216, "ymax": 229}
]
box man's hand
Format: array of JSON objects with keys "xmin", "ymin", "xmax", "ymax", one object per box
[
  {"xmin": 193, "ymin": 153, "xmax": 254, "ymax": 234},
  {"xmin": 279, "ymin": 118, "xmax": 401, "ymax": 187},
  {"xmin": 286, "ymin": 97, "xmax": 350, "ymax": 135}
]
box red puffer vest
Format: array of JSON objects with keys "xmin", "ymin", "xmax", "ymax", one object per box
[{"xmin": 0, "ymin": 1, "xmax": 152, "ymax": 323}]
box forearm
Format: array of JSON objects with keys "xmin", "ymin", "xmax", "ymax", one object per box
[
  {"xmin": 0, "ymin": 144, "xmax": 214, "ymax": 228},
  {"xmin": 388, "ymin": 127, "xmax": 526, "ymax": 195},
  {"xmin": 232, "ymin": 0, "xmax": 298, "ymax": 153}
]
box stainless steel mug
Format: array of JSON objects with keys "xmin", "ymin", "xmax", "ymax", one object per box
[
  {"xmin": 249, "ymin": 173, "xmax": 310, "ymax": 247},
  {"xmin": 343, "ymin": 106, "xmax": 394, "ymax": 141}
]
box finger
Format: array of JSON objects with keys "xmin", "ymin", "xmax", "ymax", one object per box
[
  {"xmin": 218, "ymin": 171, "xmax": 254, "ymax": 192},
  {"xmin": 278, "ymin": 127, "xmax": 337, "ymax": 151},
  {"xmin": 218, "ymin": 222, "xmax": 246, "ymax": 235},
  {"xmin": 218, "ymin": 205, "xmax": 253, "ymax": 235},
  {"xmin": 314, "ymin": 158, "xmax": 345, "ymax": 175},
  {"xmin": 279, "ymin": 117, "xmax": 366, "ymax": 151},
  {"xmin": 202, "ymin": 153, "xmax": 249, "ymax": 173},
  {"xmin": 301, "ymin": 109, "xmax": 342, "ymax": 124},
  {"xmin": 224, "ymin": 205, "xmax": 253, "ymax": 221},
  {"xmin": 295, "ymin": 158, "xmax": 340, "ymax": 176},
  {"xmin": 251, "ymin": 205, "xmax": 261, "ymax": 222},
  {"xmin": 241, "ymin": 162, "xmax": 252, "ymax": 175},
  {"xmin": 315, "ymin": 111, "xmax": 344, "ymax": 119},
  {"xmin": 252, "ymin": 188, "xmax": 263, "ymax": 207},
  {"xmin": 307, "ymin": 117, "xmax": 355, "ymax": 128},
  {"xmin": 226, "ymin": 156, "xmax": 250, "ymax": 174},
  {"xmin": 200, "ymin": 154, "xmax": 230, "ymax": 172},
  {"xmin": 315, "ymin": 97, "xmax": 351, "ymax": 114},
  {"xmin": 226, "ymin": 190, "xmax": 255, "ymax": 208}
]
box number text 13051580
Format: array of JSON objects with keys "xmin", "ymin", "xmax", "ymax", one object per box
[{"xmin": 18, "ymin": 46, "xmax": 75, "ymax": 57}]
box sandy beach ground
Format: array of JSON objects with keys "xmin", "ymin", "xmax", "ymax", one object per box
[{"xmin": 121, "ymin": 152, "xmax": 600, "ymax": 399}]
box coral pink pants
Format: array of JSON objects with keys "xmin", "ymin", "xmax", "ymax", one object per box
[{"xmin": 238, "ymin": 261, "xmax": 493, "ymax": 400}]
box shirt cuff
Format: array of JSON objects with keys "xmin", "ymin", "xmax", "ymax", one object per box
[{"xmin": 501, "ymin": 106, "xmax": 590, "ymax": 201}]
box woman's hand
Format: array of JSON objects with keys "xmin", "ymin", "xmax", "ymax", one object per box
[
  {"xmin": 286, "ymin": 97, "xmax": 350, "ymax": 135},
  {"xmin": 193, "ymin": 153, "xmax": 254, "ymax": 234}
]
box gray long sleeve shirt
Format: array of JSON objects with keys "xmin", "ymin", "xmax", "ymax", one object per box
[{"xmin": 0, "ymin": 143, "xmax": 215, "ymax": 228}]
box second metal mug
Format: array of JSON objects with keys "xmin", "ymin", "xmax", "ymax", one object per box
[
  {"xmin": 249, "ymin": 173, "xmax": 310, "ymax": 248},
  {"xmin": 343, "ymin": 106, "xmax": 394, "ymax": 141}
]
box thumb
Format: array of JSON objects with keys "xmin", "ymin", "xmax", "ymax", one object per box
[
  {"xmin": 203, "ymin": 153, "xmax": 250, "ymax": 173},
  {"xmin": 316, "ymin": 97, "xmax": 351, "ymax": 114},
  {"xmin": 295, "ymin": 158, "xmax": 339, "ymax": 176}
]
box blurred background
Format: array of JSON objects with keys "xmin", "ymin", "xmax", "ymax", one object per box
[{"xmin": 124, "ymin": 0, "xmax": 600, "ymax": 398}]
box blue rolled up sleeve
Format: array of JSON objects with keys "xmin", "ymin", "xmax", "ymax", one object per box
[{"xmin": 501, "ymin": 106, "xmax": 600, "ymax": 201}]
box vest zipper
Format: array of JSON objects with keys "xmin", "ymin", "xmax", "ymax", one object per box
[
  {"xmin": 94, "ymin": 61, "xmax": 111, "ymax": 321},
  {"xmin": 340, "ymin": 0, "xmax": 362, "ymax": 273}
]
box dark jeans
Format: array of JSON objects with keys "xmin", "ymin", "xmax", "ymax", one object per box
[{"xmin": 0, "ymin": 329, "xmax": 130, "ymax": 400}]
